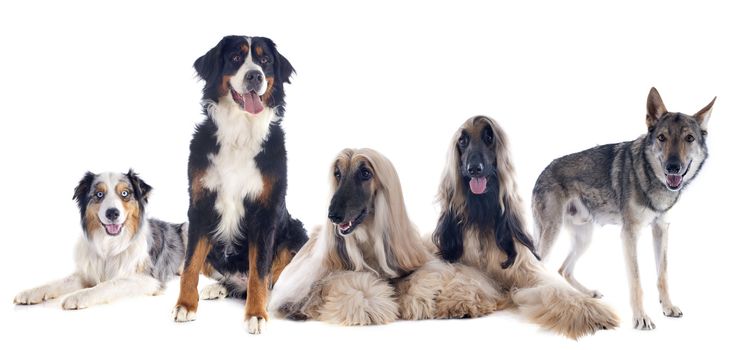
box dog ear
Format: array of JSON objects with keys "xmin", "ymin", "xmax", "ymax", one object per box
[
  {"xmin": 72, "ymin": 172, "xmax": 95, "ymax": 214},
  {"xmin": 495, "ymin": 197, "xmax": 539, "ymax": 268},
  {"xmin": 126, "ymin": 169, "xmax": 153, "ymax": 203},
  {"xmin": 276, "ymin": 51, "xmax": 295, "ymax": 84},
  {"xmin": 432, "ymin": 210, "xmax": 464, "ymax": 262},
  {"xmin": 194, "ymin": 37, "xmax": 227, "ymax": 82},
  {"xmin": 694, "ymin": 96, "xmax": 716, "ymax": 134},
  {"xmin": 646, "ymin": 87, "xmax": 667, "ymax": 132}
]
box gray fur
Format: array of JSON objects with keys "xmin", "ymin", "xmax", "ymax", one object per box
[{"xmin": 147, "ymin": 220, "xmax": 188, "ymax": 285}]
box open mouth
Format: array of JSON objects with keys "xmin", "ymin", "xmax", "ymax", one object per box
[
  {"xmin": 100, "ymin": 222, "xmax": 123, "ymax": 236},
  {"xmin": 230, "ymin": 87, "xmax": 264, "ymax": 115},
  {"xmin": 335, "ymin": 209, "xmax": 368, "ymax": 236},
  {"xmin": 468, "ymin": 177, "xmax": 488, "ymax": 195},
  {"xmin": 665, "ymin": 161, "xmax": 691, "ymax": 191}
]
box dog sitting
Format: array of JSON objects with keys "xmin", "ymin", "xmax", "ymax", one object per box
[
  {"xmin": 533, "ymin": 88, "xmax": 715, "ymax": 330},
  {"xmin": 14, "ymin": 170, "xmax": 186, "ymax": 309},
  {"xmin": 269, "ymin": 148, "xmax": 502, "ymax": 325}
]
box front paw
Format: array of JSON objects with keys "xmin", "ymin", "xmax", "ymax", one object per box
[
  {"xmin": 14, "ymin": 288, "xmax": 51, "ymax": 305},
  {"xmin": 200, "ymin": 283, "xmax": 227, "ymax": 300},
  {"xmin": 245, "ymin": 315, "xmax": 267, "ymax": 335},
  {"xmin": 61, "ymin": 291, "xmax": 90, "ymax": 310},
  {"xmin": 662, "ymin": 303, "xmax": 683, "ymax": 318},
  {"xmin": 172, "ymin": 304, "xmax": 196, "ymax": 322},
  {"xmin": 633, "ymin": 313, "xmax": 656, "ymax": 330}
]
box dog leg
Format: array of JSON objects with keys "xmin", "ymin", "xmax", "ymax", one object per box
[
  {"xmin": 652, "ymin": 220, "xmax": 682, "ymax": 318},
  {"xmin": 622, "ymin": 226, "xmax": 654, "ymax": 330},
  {"xmin": 559, "ymin": 222, "xmax": 601, "ymax": 298},
  {"xmin": 14, "ymin": 274, "xmax": 86, "ymax": 305},
  {"xmin": 61, "ymin": 274, "xmax": 160, "ymax": 310},
  {"xmin": 245, "ymin": 244, "xmax": 271, "ymax": 334},
  {"xmin": 173, "ymin": 236, "xmax": 211, "ymax": 322},
  {"xmin": 533, "ymin": 193, "xmax": 564, "ymax": 260}
]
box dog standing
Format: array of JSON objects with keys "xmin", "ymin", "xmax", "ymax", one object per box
[
  {"xmin": 172, "ymin": 36, "xmax": 307, "ymax": 334},
  {"xmin": 533, "ymin": 88, "xmax": 715, "ymax": 329},
  {"xmin": 14, "ymin": 170, "xmax": 186, "ymax": 309}
]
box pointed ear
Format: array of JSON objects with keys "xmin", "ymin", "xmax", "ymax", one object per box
[
  {"xmin": 694, "ymin": 96, "xmax": 716, "ymax": 133},
  {"xmin": 126, "ymin": 169, "xmax": 152, "ymax": 203},
  {"xmin": 194, "ymin": 38, "xmax": 226, "ymax": 81},
  {"xmin": 646, "ymin": 87, "xmax": 667, "ymax": 132}
]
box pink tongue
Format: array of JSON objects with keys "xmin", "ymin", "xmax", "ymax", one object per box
[
  {"xmin": 243, "ymin": 92, "xmax": 264, "ymax": 114},
  {"xmin": 469, "ymin": 177, "xmax": 487, "ymax": 194},
  {"xmin": 667, "ymin": 175, "xmax": 682, "ymax": 188},
  {"xmin": 105, "ymin": 224, "xmax": 121, "ymax": 235}
]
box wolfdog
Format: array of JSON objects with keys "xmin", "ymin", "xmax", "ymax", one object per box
[{"xmin": 532, "ymin": 87, "xmax": 715, "ymax": 330}]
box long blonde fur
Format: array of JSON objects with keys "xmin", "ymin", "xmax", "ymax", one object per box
[
  {"xmin": 436, "ymin": 116, "xmax": 619, "ymax": 339},
  {"xmin": 270, "ymin": 148, "xmax": 501, "ymax": 325}
]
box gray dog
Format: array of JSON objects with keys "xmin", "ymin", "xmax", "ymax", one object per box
[{"xmin": 532, "ymin": 88, "xmax": 715, "ymax": 330}]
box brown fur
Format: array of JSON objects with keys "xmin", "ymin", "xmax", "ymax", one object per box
[
  {"xmin": 257, "ymin": 174, "xmax": 276, "ymax": 206},
  {"xmin": 116, "ymin": 182, "xmax": 141, "ymax": 237},
  {"xmin": 190, "ymin": 169, "xmax": 206, "ymax": 206},
  {"xmin": 241, "ymin": 43, "xmax": 249, "ymax": 54},
  {"xmin": 271, "ymin": 247, "xmax": 293, "ymax": 285},
  {"xmin": 219, "ymin": 75, "xmax": 231, "ymax": 96},
  {"xmin": 261, "ymin": 77, "xmax": 274, "ymax": 104},
  {"xmin": 244, "ymin": 245, "xmax": 269, "ymax": 321},
  {"xmin": 176, "ymin": 237, "xmax": 211, "ymax": 313}
]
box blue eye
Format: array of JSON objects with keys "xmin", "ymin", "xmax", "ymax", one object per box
[
  {"xmin": 121, "ymin": 190, "xmax": 129, "ymax": 197},
  {"xmin": 96, "ymin": 192, "xmax": 104, "ymax": 198}
]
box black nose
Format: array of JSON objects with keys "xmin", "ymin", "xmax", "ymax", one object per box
[
  {"xmin": 328, "ymin": 212, "xmax": 343, "ymax": 224},
  {"xmin": 665, "ymin": 162, "xmax": 681, "ymax": 174},
  {"xmin": 245, "ymin": 70, "xmax": 263, "ymax": 87},
  {"xmin": 105, "ymin": 208, "xmax": 120, "ymax": 221},
  {"xmin": 467, "ymin": 163, "xmax": 484, "ymax": 176}
]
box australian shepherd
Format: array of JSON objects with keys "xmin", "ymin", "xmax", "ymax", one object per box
[
  {"xmin": 172, "ymin": 35, "xmax": 307, "ymax": 335},
  {"xmin": 14, "ymin": 170, "xmax": 186, "ymax": 309}
]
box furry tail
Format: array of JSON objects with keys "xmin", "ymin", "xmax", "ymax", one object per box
[
  {"xmin": 310, "ymin": 271, "xmax": 399, "ymax": 326},
  {"xmin": 512, "ymin": 272, "xmax": 619, "ymax": 339}
]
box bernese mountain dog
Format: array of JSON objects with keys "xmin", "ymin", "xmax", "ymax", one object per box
[{"xmin": 171, "ymin": 35, "xmax": 307, "ymax": 335}]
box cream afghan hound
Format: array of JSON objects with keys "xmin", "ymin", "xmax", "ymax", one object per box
[
  {"xmin": 269, "ymin": 148, "xmax": 502, "ymax": 325},
  {"xmin": 432, "ymin": 116, "xmax": 620, "ymax": 339}
]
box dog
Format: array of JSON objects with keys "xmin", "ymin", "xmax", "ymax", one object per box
[
  {"xmin": 433, "ymin": 116, "xmax": 619, "ymax": 339},
  {"xmin": 269, "ymin": 148, "xmax": 502, "ymax": 325},
  {"xmin": 172, "ymin": 35, "xmax": 307, "ymax": 335},
  {"xmin": 13, "ymin": 170, "xmax": 186, "ymax": 309},
  {"xmin": 533, "ymin": 88, "xmax": 715, "ymax": 330}
]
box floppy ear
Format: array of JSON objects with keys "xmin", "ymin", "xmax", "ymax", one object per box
[
  {"xmin": 694, "ymin": 96, "xmax": 716, "ymax": 134},
  {"xmin": 72, "ymin": 172, "xmax": 95, "ymax": 216},
  {"xmin": 432, "ymin": 209, "xmax": 464, "ymax": 262},
  {"xmin": 495, "ymin": 197, "xmax": 539, "ymax": 269},
  {"xmin": 646, "ymin": 87, "xmax": 667, "ymax": 132},
  {"xmin": 276, "ymin": 51, "xmax": 295, "ymax": 84},
  {"xmin": 126, "ymin": 169, "xmax": 153, "ymax": 203},
  {"xmin": 194, "ymin": 38, "xmax": 226, "ymax": 81}
]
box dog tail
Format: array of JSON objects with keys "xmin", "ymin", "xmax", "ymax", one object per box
[
  {"xmin": 313, "ymin": 271, "xmax": 399, "ymax": 326},
  {"xmin": 512, "ymin": 266, "xmax": 619, "ymax": 339}
]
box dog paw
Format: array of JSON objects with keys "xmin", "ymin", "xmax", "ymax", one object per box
[
  {"xmin": 14, "ymin": 289, "xmax": 50, "ymax": 305},
  {"xmin": 172, "ymin": 305, "xmax": 196, "ymax": 322},
  {"xmin": 200, "ymin": 283, "xmax": 227, "ymax": 300},
  {"xmin": 662, "ymin": 304, "xmax": 683, "ymax": 318},
  {"xmin": 61, "ymin": 292, "xmax": 90, "ymax": 310},
  {"xmin": 632, "ymin": 313, "xmax": 656, "ymax": 330},
  {"xmin": 245, "ymin": 316, "xmax": 267, "ymax": 335}
]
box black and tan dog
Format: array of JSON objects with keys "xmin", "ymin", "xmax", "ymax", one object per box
[
  {"xmin": 172, "ymin": 35, "xmax": 307, "ymax": 334},
  {"xmin": 533, "ymin": 88, "xmax": 715, "ymax": 330}
]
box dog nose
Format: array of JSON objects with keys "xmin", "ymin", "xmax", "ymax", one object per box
[
  {"xmin": 467, "ymin": 163, "xmax": 484, "ymax": 176},
  {"xmin": 105, "ymin": 208, "xmax": 120, "ymax": 221},
  {"xmin": 328, "ymin": 212, "xmax": 343, "ymax": 224},
  {"xmin": 245, "ymin": 70, "xmax": 263, "ymax": 85},
  {"xmin": 665, "ymin": 162, "xmax": 681, "ymax": 174}
]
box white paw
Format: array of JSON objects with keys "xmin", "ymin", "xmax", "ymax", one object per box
[
  {"xmin": 172, "ymin": 305, "xmax": 196, "ymax": 322},
  {"xmin": 588, "ymin": 289, "xmax": 604, "ymax": 299},
  {"xmin": 200, "ymin": 283, "xmax": 227, "ymax": 300},
  {"xmin": 633, "ymin": 313, "xmax": 656, "ymax": 330},
  {"xmin": 245, "ymin": 316, "xmax": 267, "ymax": 335},
  {"xmin": 14, "ymin": 288, "xmax": 50, "ymax": 305},
  {"xmin": 662, "ymin": 304, "xmax": 683, "ymax": 318},
  {"xmin": 61, "ymin": 292, "xmax": 90, "ymax": 310}
]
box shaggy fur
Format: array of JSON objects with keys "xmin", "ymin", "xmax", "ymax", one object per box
[
  {"xmin": 432, "ymin": 116, "xmax": 619, "ymax": 339},
  {"xmin": 269, "ymin": 148, "xmax": 501, "ymax": 325},
  {"xmin": 14, "ymin": 170, "xmax": 186, "ymax": 309}
]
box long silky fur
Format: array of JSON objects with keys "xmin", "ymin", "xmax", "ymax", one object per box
[
  {"xmin": 269, "ymin": 148, "xmax": 501, "ymax": 325},
  {"xmin": 433, "ymin": 116, "xmax": 619, "ymax": 339}
]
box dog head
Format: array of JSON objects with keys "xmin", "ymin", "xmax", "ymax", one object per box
[
  {"xmin": 454, "ymin": 116, "xmax": 503, "ymax": 196},
  {"xmin": 327, "ymin": 150, "xmax": 378, "ymax": 236},
  {"xmin": 645, "ymin": 87, "xmax": 715, "ymax": 191},
  {"xmin": 194, "ymin": 35, "xmax": 295, "ymax": 115},
  {"xmin": 72, "ymin": 170, "xmax": 152, "ymax": 240}
]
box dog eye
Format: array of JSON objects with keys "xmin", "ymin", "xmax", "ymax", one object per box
[
  {"xmin": 260, "ymin": 56, "xmax": 270, "ymax": 64},
  {"xmin": 333, "ymin": 169, "xmax": 341, "ymax": 181},
  {"xmin": 95, "ymin": 192, "xmax": 104, "ymax": 199},
  {"xmin": 685, "ymin": 134, "xmax": 695, "ymax": 143},
  {"xmin": 231, "ymin": 54, "xmax": 241, "ymax": 63},
  {"xmin": 359, "ymin": 168, "xmax": 372, "ymax": 181},
  {"xmin": 657, "ymin": 134, "xmax": 666, "ymax": 142},
  {"xmin": 483, "ymin": 133, "xmax": 493, "ymax": 145},
  {"xmin": 121, "ymin": 190, "xmax": 129, "ymax": 198},
  {"xmin": 458, "ymin": 136, "xmax": 468, "ymax": 148}
]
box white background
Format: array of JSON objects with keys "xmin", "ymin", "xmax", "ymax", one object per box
[{"xmin": 1, "ymin": 1, "xmax": 750, "ymax": 349}]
